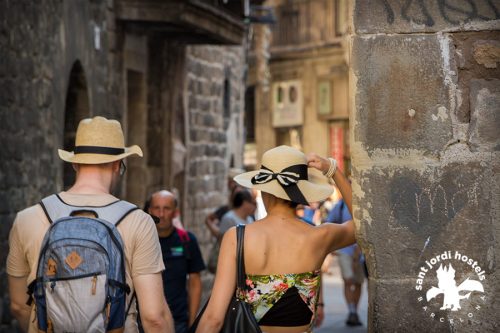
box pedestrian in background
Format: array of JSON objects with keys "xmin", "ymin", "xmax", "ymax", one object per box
[
  {"xmin": 147, "ymin": 190, "xmax": 206, "ymax": 333},
  {"xmin": 218, "ymin": 189, "xmax": 256, "ymax": 234},
  {"xmin": 205, "ymin": 189, "xmax": 256, "ymax": 274},
  {"xmin": 326, "ymin": 189, "xmax": 364, "ymax": 327},
  {"xmin": 204, "ymin": 168, "xmax": 244, "ymax": 273}
]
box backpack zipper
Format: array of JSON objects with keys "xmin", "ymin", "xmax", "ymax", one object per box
[
  {"xmin": 92, "ymin": 275, "xmax": 97, "ymax": 295},
  {"xmin": 48, "ymin": 271, "xmax": 102, "ymax": 282},
  {"xmin": 47, "ymin": 271, "xmax": 103, "ymax": 292}
]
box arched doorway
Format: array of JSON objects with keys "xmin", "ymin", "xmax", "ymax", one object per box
[
  {"xmin": 63, "ymin": 61, "xmax": 90, "ymax": 189},
  {"xmin": 124, "ymin": 69, "xmax": 147, "ymax": 205}
]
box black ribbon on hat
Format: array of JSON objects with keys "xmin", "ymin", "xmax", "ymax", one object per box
[
  {"xmin": 74, "ymin": 146, "xmax": 125, "ymax": 155},
  {"xmin": 251, "ymin": 164, "xmax": 309, "ymax": 205}
]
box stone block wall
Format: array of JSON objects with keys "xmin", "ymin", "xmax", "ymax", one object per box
[
  {"xmin": 351, "ymin": 1, "xmax": 499, "ymax": 332},
  {"xmin": 183, "ymin": 45, "xmax": 246, "ymax": 260}
]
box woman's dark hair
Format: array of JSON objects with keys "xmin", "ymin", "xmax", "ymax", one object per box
[
  {"xmin": 261, "ymin": 191, "xmax": 299, "ymax": 209},
  {"xmin": 232, "ymin": 189, "xmax": 253, "ymax": 208}
]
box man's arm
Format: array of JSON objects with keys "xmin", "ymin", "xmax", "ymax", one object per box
[
  {"xmin": 8, "ymin": 275, "xmax": 31, "ymax": 332},
  {"xmin": 133, "ymin": 273, "xmax": 174, "ymax": 332},
  {"xmin": 187, "ymin": 272, "xmax": 203, "ymax": 326},
  {"xmin": 204, "ymin": 213, "xmax": 221, "ymax": 238}
]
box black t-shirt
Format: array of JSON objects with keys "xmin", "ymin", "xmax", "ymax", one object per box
[{"xmin": 160, "ymin": 229, "xmax": 206, "ymax": 323}]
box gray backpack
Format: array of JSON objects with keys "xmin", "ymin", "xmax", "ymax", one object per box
[{"xmin": 28, "ymin": 194, "xmax": 138, "ymax": 333}]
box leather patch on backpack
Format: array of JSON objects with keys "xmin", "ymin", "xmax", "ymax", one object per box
[
  {"xmin": 46, "ymin": 258, "xmax": 57, "ymax": 276},
  {"xmin": 65, "ymin": 251, "xmax": 83, "ymax": 270}
]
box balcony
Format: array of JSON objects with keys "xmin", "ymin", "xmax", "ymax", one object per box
[
  {"xmin": 270, "ymin": 0, "xmax": 347, "ymax": 55},
  {"xmin": 116, "ymin": 0, "xmax": 247, "ymax": 45}
]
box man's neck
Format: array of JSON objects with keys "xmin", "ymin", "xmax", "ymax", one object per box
[
  {"xmin": 67, "ymin": 183, "xmax": 110, "ymax": 195},
  {"xmin": 158, "ymin": 226, "xmax": 175, "ymax": 238},
  {"xmin": 67, "ymin": 168, "xmax": 113, "ymax": 195},
  {"xmin": 234, "ymin": 207, "xmax": 248, "ymax": 221}
]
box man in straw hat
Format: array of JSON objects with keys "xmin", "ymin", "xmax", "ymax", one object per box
[{"xmin": 7, "ymin": 116, "xmax": 174, "ymax": 332}]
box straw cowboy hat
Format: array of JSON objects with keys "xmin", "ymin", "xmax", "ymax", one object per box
[
  {"xmin": 234, "ymin": 145, "xmax": 333, "ymax": 205},
  {"xmin": 58, "ymin": 116, "xmax": 143, "ymax": 164}
]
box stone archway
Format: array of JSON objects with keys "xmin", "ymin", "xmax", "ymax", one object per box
[{"xmin": 63, "ymin": 61, "xmax": 90, "ymax": 189}]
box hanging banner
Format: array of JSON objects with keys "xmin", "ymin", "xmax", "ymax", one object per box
[{"xmin": 329, "ymin": 123, "xmax": 344, "ymax": 172}]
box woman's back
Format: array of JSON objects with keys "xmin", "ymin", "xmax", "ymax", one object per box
[
  {"xmin": 244, "ymin": 215, "xmax": 329, "ymax": 275},
  {"xmin": 238, "ymin": 209, "xmax": 336, "ymax": 333}
]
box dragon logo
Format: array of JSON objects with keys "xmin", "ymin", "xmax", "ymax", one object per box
[{"xmin": 426, "ymin": 264, "xmax": 484, "ymax": 311}]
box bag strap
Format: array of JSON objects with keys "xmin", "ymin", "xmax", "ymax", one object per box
[
  {"xmin": 176, "ymin": 228, "xmax": 192, "ymax": 260},
  {"xmin": 176, "ymin": 228, "xmax": 190, "ymax": 243},
  {"xmin": 126, "ymin": 291, "xmax": 136, "ymax": 317},
  {"xmin": 236, "ymin": 224, "xmax": 246, "ymax": 290},
  {"xmin": 40, "ymin": 194, "xmax": 138, "ymax": 226}
]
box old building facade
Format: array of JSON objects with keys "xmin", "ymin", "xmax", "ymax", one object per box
[
  {"xmin": 247, "ymin": 0, "xmax": 351, "ymax": 175},
  {"xmin": 0, "ymin": 0, "xmax": 248, "ymax": 329}
]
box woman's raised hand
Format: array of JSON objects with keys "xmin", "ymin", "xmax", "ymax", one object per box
[{"xmin": 306, "ymin": 153, "xmax": 330, "ymax": 174}]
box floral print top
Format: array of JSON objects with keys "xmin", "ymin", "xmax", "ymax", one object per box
[{"xmin": 238, "ymin": 270, "xmax": 321, "ymax": 326}]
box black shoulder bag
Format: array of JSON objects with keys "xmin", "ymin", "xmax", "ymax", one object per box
[{"xmin": 189, "ymin": 224, "xmax": 262, "ymax": 333}]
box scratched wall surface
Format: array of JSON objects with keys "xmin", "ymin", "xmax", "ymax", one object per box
[{"xmin": 351, "ymin": 1, "xmax": 500, "ymax": 332}]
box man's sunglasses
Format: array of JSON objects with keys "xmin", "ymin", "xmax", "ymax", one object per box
[{"xmin": 119, "ymin": 161, "xmax": 127, "ymax": 176}]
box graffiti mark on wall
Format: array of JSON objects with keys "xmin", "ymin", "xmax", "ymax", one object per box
[
  {"xmin": 388, "ymin": 174, "xmax": 481, "ymax": 235},
  {"xmin": 379, "ymin": 0, "xmax": 500, "ymax": 26}
]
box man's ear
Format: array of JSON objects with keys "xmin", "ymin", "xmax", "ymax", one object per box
[{"xmin": 112, "ymin": 160, "xmax": 121, "ymax": 173}]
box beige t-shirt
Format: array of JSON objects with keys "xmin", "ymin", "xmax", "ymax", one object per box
[{"xmin": 7, "ymin": 192, "xmax": 164, "ymax": 333}]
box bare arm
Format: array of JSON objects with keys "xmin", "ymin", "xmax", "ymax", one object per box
[
  {"xmin": 196, "ymin": 228, "xmax": 237, "ymax": 332},
  {"xmin": 205, "ymin": 214, "xmax": 221, "ymax": 238},
  {"xmin": 133, "ymin": 273, "xmax": 174, "ymax": 333},
  {"xmin": 188, "ymin": 272, "xmax": 203, "ymax": 326},
  {"xmin": 307, "ymin": 153, "xmax": 352, "ymax": 214},
  {"xmin": 8, "ymin": 275, "xmax": 31, "ymax": 332},
  {"xmin": 307, "ymin": 153, "xmax": 356, "ymax": 252}
]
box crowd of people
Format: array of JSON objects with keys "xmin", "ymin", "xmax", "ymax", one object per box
[{"xmin": 7, "ymin": 116, "xmax": 363, "ymax": 333}]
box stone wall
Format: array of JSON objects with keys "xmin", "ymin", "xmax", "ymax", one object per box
[
  {"xmin": 183, "ymin": 45, "xmax": 246, "ymax": 261},
  {"xmin": 351, "ymin": 1, "xmax": 499, "ymax": 332}
]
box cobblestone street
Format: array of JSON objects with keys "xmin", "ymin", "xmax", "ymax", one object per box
[{"xmin": 314, "ymin": 256, "xmax": 368, "ymax": 333}]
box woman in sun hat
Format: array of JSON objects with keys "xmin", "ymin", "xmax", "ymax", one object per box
[{"xmin": 195, "ymin": 145, "xmax": 355, "ymax": 333}]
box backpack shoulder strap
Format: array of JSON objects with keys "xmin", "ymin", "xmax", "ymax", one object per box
[
  {"xmin": 39, "ymin": 194, "xmax": 74, "ymax": 224},
  {"xmin": 176, "ymin": 228, "xmax": 191, "ymax": 260},
  {"xmin": 39, "ymin": 194, "xmax": 138, "ymax": 226},
  {"xmin": 97, "ymin": 200, "xmax": 139, "ymax": 226},
  {"xmin": 176, "ymin": 228, "xmax": 190, "ymax": 243}
]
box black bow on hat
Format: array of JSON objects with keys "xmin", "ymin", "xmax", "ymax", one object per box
[{"xmin": 251, "ymin": 164, "xmax": 309, "ymax": 205}]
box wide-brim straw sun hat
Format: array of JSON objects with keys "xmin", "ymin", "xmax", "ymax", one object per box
[
  {"xmin": 58, "ymin": 116, "xmax": 143, "ymax": 164},
  {"xmin": 234, "ymin": 145, "xmax": 333, "ymax": 205},
  {"xmin": 228, "ymin": 167, "xmax": 246, "ymax": 178}
]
